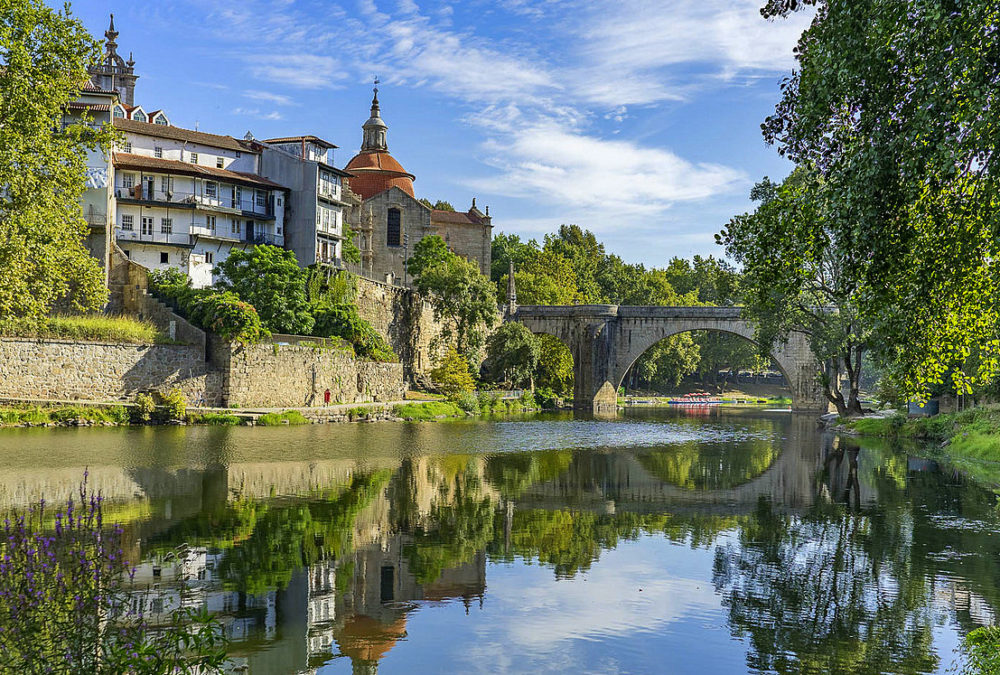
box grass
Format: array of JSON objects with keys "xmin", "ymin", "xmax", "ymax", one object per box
[
  {"xmin": 0, "ymin": 315, "xmax": 172, "ymax": 344},
  {"xmin": 187, "ymin": 412, "xmax": 242, "ymax": 426},
  {"xmin": 256, "ymin": 410, "xmax": 311, "ymax": 426},
  {"xmin": 0, "ymin": 405, "xmax": 130, "ymax": 427},
  {"xmin": 403, "ymin": 390, "xmax": 445, "ymax": 401},
  {"xmin": 392, "ymin": 401, "xmax": 463, "ymax": 421}
]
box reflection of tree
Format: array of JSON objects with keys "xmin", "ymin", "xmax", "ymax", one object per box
[
  {"xmin": 148, "ymin": 471, "xmax": 392, "ymax": 595},
  {"xmin": 483, "ymin": 450, "xmax": 574, "ymax": 499},
  {"xmin": 713, "ymin": 494, "xmax": 938, "ymax": 674},
  {"xmin": 637, "ymin": 440, "xmax": 781, "ymax": 490}
]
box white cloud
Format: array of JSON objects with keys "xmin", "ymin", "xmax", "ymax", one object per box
[
  {"xmin": 244, "ymin": 90, "xmax": 296, "ymax": 106},
  {"xmin": 232, "ymin": 107, "xmax": 283, "ymax": 120},
  {"xmin": 246, "ymin": 54, "xmax": 345, "ymax": 89}
]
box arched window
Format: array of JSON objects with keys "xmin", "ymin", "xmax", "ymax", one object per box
[{"xmin": 387, "ymin": 208, "xmax": 401, "ymax": 247}]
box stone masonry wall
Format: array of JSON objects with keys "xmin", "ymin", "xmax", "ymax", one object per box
[
  {"xmin": 211, "ymin": 337, "xmax": 404, "ymax": 408},
  {"xmin": 0, "ymin": 338, "xmax": 221, "ymax": 404}
]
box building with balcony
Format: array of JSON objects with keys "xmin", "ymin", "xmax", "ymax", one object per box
[
  {"xmin": 259, "ymin": 135, "xmax": 356, "ymax": 268},
  {"xmin": 112, "ymin": 119, "xmax": 288, "ymax": 287}
]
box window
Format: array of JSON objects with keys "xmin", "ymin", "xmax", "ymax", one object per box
[
  {"xmin": 123, "ymin": 249, "xmax": 130, "ymax": 258},
  {"xmin": 120, "ymin": 214, "xmax": 134, "ymax": 231},
  {"xmin": 154, "ymin": 114, "xmax": 168, "ymax": 126},
  {"xmin": 255, "ymin": 190, "xmax": 266, "ymax": 208},
  {"xmin": 236, "ymin": 151, "xmax": 241, "ymax": 158},
  {"xmin": 160, "ymin": 252, "xmax": 168, "ymax": 264},
  {"xmin": 133, "ymin": 111, "xmax": 146, "ymax": 122},
  {"xmin": 231, "ymin": 220, "xmax": 241, "ymax": 235},
  {"xmin": 160, "ymin": 217, "xmax": 172, "ymax": 234},
  {"xmin": 277, "ymin": 226, "xmax": 282, "ymax": 234},
  {"xmin": 154, "ymin": 146, "xmax": 162, "ymax": 158},
  {"xmin": 234, "ymin": 186, "xmax": 242, "ymax": 208},
  {"xmin": 122, "ymin": 142, "xmax": 132, "ymax": 153},
  {"xmin": 113, "ymin": 106, "xmax": 125, "ymax": 119},
  {"xmin": 387, "ymin": 208, "xmax": 401, "ymax": 247},
  {"xmin": 277, "ymin": 196, "xmax": 282, "ymax": 206},
  {"xmin": 216, "ymin": 157, "xmax": 224, "ymax": 169},
  {"xmin": 206, "ymin": 215, "xmax": 216, "ymax": 231},
  {"xmin": 205, "ymin": 251, "xmax": 214, "ymax": 264},
  {"xmin": 190, "ymin": 152, "xmax": 198, "ymax": 164},
  {"xmin": 121, "ymin": 173, "xmax": 134, "ymax": 189},
  {"xmin": 141, "ymin": 217, "xmax": 153, "ymax": 235},
  {"xmin": 160, "ymin": 176, "xmax": 170, "ymax": 194},
  {"xmin": 205, "ymin": 182, "xmax": 217, "ymax": 198}
]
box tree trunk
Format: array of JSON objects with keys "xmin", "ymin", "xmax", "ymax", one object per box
[{"xmin": 822, "ymin": 359, "xmax": 850, "ymax": 417}]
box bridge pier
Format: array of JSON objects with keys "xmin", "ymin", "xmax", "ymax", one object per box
[{"xmin": 513, "ymin": 305, "xmax": 830, "ymax": 415}]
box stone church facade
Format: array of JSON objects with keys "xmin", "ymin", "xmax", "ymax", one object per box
[{"xmin": 343, "ymin": 86, "xmax": 492, "ymax": 285}]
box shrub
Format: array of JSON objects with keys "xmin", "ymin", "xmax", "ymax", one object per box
[
  {"xmin": 519, "ymin": 391, "xmax": 537, "ymax": 410},
  {"xmin": 189, "ymin": 291, "xmax": 267, "ymax": 345},
  {"xmin": 188, "ymin": 412, "xmax": 241, "ymax": 426},
  {"xmin": 0, "ymin": 479, "xmax": 227, "ymax": 672},
  {"xmin": 311, "ymin": 305, "xmax": 395, "ymax": 362},
  {"xmin": 430, "ymin": 347, "xmax": 476, "ymax": 396},
  {"xmin": 451, "ymin": 391, "xmax": 480, "ymax": 414},
  {"xmin": 133, "ymin": 393, "xmax": 155, "ymax": 422},
  {"xmin": 962, "ymin": 626, "xmax": 1000, "ymax": 674},
  {"xmin": 214, "ymin": 245, "xmax": 314, "ymax": 335},
  {"xmin": 534, "ymin": 387, "xmax": 560, "ymax": 409},
  {"xmin": 159, "ymin": 389, "xmax": 187, "ymax": 420},
  {"xmin": 257, "ymin": 410, "xmax": 310, "ymax": 426}
]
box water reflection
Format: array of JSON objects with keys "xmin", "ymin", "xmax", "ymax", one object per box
[{"xmin": 0, "ymin": 409, "xmax": 997, "ymax": 673}]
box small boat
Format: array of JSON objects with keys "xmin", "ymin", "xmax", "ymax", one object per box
[{"xmin": 666, "ymin": 393, "xmax": 723, "ymax": 406}]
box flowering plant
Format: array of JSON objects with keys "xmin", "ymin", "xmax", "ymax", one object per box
[{"xmin": 0, "ymin": 475, "xmax": 228, "ymax": 673}]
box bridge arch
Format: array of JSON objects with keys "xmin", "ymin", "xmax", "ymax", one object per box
[{"xmin": 512, "ymin": 305, "xmax": 827, "ymax": 414}]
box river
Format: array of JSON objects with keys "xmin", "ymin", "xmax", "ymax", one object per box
[{"xmin": 0, "ymin": 407, "xmax": 996, "ymax": 674}]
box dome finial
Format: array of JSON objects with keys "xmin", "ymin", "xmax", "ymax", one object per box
[
  {"xmin": 372, "ymin": 76, "xmax": 380, "ymax": 107},
  {"xmin": 105, "ymin": 13, "xmax": 118, "ymax": 43}
]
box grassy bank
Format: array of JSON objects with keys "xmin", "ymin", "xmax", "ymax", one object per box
[
  {"xmin": 839, "ymin": 407, "xmax": 1000, "ymax": 485},
  {"xmin": 0, "ymin": 315, "xmax": 173, "ymax": 344}
]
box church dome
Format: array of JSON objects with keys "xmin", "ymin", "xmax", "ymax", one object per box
[{"xmin": 344, "ymin": 84, "xmax": 415, "ymax": 200}]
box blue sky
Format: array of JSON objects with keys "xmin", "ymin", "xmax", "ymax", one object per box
[{"xmin": 70, "ymin": 0, "xmax": 812, "ymax": 267}]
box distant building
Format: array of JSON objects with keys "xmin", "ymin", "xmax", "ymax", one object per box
[
  {"xmin": 112, "ymin": 118, "xmax": 287, "ymax": 287},
  {"xmin": 259, "ymin": 135, "xmax": 355, "ymax": 267},
  {"xmin": 343, "ymin": 85, "xmax": 493, "ymax": 285}
]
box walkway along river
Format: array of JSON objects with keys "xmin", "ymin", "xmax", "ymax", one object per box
[{"xmin": 0, "ymin": 407, "xmax": 995, "ymax": 673}]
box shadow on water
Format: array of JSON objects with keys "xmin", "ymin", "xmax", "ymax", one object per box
[{"xmin": 0, "ymin": 408, "xmax": 997, "ymax": 673}]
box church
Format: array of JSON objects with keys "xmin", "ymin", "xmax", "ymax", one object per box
[{"xmin": 343, "ymin": 85, "xmax": 493, "ymax": 285}]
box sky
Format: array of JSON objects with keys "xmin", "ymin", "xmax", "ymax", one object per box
[{"xmin": 69, "ymin": 0, "xmax": 813, "ymax": 267}]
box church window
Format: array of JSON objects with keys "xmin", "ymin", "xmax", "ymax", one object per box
[{"xmin": 387, "ymin": 208, "xmax": 401, "ymax": 247}]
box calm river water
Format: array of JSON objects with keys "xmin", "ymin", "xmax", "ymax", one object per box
[{"xmin": 0, "ymin": 407, "xmax": 997, "ymax": 674}]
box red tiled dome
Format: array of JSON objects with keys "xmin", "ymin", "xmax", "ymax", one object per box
[{"xmin": 345, "ymin": 150, "xmax": 415, "ymax": 200}]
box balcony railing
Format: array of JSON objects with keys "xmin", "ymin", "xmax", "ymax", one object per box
[
  {"xmin": 115, "ymin": 227, "xmax": 193, "ymax": 247},
  {"xmin": 249, "ymin": 233, "xmax": 283, "ymax": 246},
  {"xmin": 115, "ymin": 186, "xmax": 276, "ymax": 218}
]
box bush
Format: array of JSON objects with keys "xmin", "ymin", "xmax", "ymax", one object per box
[
  {"xmin": 0, "ymin": 480, "xmax": 227, "ymax": 672},
  {"xmin": 311, "ymin": 305, "xmax": 395, "ymax": 362},
  {"xmin": 451, "ymin": 391, "xmax": 480, "ymax": 414},
  {"xmin": 148, "ymin": 271, "xmax": 268, "ymax": 345},
  {"xmin": 534, "ymin": 387, "xmax": 560, "ymax": 409},
  {"xmin": 159, "ymin": 389, "xmax": 187, "ymax": 420},
  {"xmin": 431, "ymin": 347, "xmax": 476, "ymax": 396},
  {"xmin": 133, "ymin": 393, "xmax": 155, "ymax": 422},
  {"xmin": 257, "ymin": 410, "xmax": 310, "ymax": 426},
  {"xmin": 962, "ymin": 626, "xmax": 1000, "ymax": 674}
]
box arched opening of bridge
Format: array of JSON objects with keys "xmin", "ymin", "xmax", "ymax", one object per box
[{"xmin": 621, "ymin": 329, "xmax": 793, "ymax": 403}]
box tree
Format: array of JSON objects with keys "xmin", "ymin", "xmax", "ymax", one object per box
[
  {"xmin": 760, "ymin": 0, "xmax": 1000, "ymax": 399},
  {"xmin": 0, "ymin": 0, "xmax": 116, "ymax": 319},
  {"xmin": 484, "ymin": 322, "xmax": 540, "ymax": 389},
  {"xmin": 430, "ymin": 346, "xmax": 476, "ymax": 395},
  {"xmin": 406, "ymin": 234, "xmax": 451, "ymax": 279},
  {"xmin": 410, "ymin": 240, "xmax": 497, "ymax": 359},
  {"xmin": 490, "ymin": 232, "xmax": 539, "ymax": 287},
  {"xmin": 542, "ymin": 225, "xmax": 605, "ymax": 302},
  {"xmin": 418, "ymin": 198, "xmax": 456, "ymax": 212},
  {"xmin": 215, "ymin": 245, "xmax": 314, "ymax": 335},
  {"xmin": 341, "ymin": 222, "xmax": 361, "ymax": 264},
  {"xmin": 719, "ymin": 169, "xmax": 868, "ymax": 415}
]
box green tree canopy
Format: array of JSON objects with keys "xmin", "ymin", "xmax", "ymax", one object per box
[
  {"xmin": 215, "ymin": 245, "xmax": 314, "ymax": 335},
  {"xmin": 484, "ymin": 322, "xmax": 541, "ymax": 389},
  {"xmin": 406, "ymin": 234, "xmax": 451, "ymax": 279},
  {"xmin": 0, "ymin": 0, "xmax": 116, "ymax": 319}
]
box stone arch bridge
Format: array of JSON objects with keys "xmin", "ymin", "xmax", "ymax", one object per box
[{"xmin": 512, "ymin": 305, "xmax": 827, "ymax": 413}]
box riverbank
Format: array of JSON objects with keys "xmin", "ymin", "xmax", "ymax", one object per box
[
  {"xmin": 0, "ymin": 394, "xmax": 549, "ymax": 428},
  {"xmin": 829, "ymin": 407, "xmax": 1000, "ymax": 486}
]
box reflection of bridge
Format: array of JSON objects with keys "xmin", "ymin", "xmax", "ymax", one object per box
[{"xmin": 512, "ymin": 305, "xmax": 827, "ymax": 413}]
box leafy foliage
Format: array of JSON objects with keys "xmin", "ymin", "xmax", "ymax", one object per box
[
  {"xmin": 312, "ymin": 304, "xmax": 395, "ymax": 362},
  {"xmin": 484, "ymin": 322, "xmax": 540, "ymax": 389},
  {"xmin": 0, "ymin": 0, "xmax": 115, "ymax": 318},
  {"xmin": 214, "ymin": 245, "xmax": 314, "ymax": 335},
  {"xmin": 149, "ymin": 269, "xmax": 267, "ymax": 345},
  {"xmin": 431, "ymin": 347, "xmax": 477, "ymax": 396},
  {"xmin": 759, "ymin": 0, "xmax": 1000, "ymax": 399}
]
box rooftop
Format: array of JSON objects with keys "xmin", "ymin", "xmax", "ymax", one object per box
[
  {"xmin": 113, "ymin": 153, "xmax": 287, "ymax": 190},
  {"xmin": 113, "ymin": 118, "xmax": 255, "ymax": 153},
  {"xmin": 264, "ymin": 135, "xmax": 338, "ymax": 149}
]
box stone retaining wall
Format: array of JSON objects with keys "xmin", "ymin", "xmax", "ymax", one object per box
[
  {"xmin": 0, "ymin": 337, "xmax": 221, "ymax": 403},
  {"xmin": 211, "ymin": 338, "xmax": 404, "ymax": 408}
]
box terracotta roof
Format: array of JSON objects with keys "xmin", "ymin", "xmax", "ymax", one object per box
[
  {"xmin": 113, "ymin": 118, "xmax": 255, "ymax": 153},
  {"xmin": 66, "ymin": 102, "xmax": 111, "ymax": 112},
  {"xmin": 113, "ymin": 153, "xmax": 287, "ymax": 190},
  {"xmin": 264, "ymin": 135, "xmax": 338, "ymax": 149},
  {"xmin": 82, "ymin": 80, "xmax": 117, "ymax": 95},
  {"xmin": 431, "ymin": 209, "xmax": 486, "ymax": 225},
  {"xmin": 343, "ymin": 149, "xmax": 415, "ymax": 199}
]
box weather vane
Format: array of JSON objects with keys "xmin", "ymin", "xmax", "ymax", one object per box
[{"xmin": 373, "ymin": 76, "xmax": 380, "ymax": 94}]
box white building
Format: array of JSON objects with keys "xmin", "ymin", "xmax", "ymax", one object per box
[
  {"xmin": 112, "ymin": 118, "xmax": 288, "ymax": 287},
  {"xmin": 259, "ymin": 136, "xmax": 355, "ymax": 268}
]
